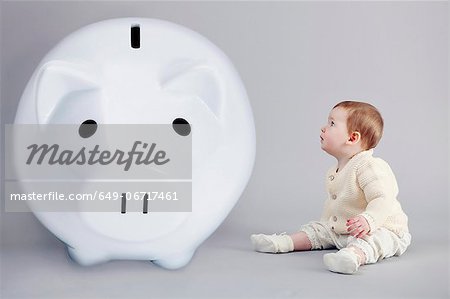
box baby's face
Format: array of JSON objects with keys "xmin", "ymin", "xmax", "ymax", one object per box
[{"xmin": 320, "ymin": 107, "xmax": 350, "ymax": 157}]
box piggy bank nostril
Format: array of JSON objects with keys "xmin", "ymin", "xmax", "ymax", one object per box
[
  {"xmin": 79, "ymin": 119, "xmax": 98, "ymax": 138},
  {"xmin": 172, "ymin": 118, "xmax": 191, "ymax": 136}
]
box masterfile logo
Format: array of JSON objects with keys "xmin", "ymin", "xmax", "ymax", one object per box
[
  {"xmin": 26, "ymin": 141, "xmax": 170, "ymax": 171},
  {"xmin": 5, "ymin": 124, "xmax": 192, "ymax": 212}
]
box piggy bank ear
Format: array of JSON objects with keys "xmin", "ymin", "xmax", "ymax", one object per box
[
  {"xmin": 161, "ymin": 60, "xmax": 223, "ymax": 118},
  {"xmin": 35, "ymin": 61, "xmax": 100, "ymax": 124}
]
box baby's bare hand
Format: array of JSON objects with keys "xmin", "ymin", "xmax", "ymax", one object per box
[{"xmin": 346, "ymin": 216, "xmax": 370, "ymax": 239}]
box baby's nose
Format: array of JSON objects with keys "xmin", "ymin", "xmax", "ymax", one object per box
[{"xmin": 321, "ymin": 126, "xmax": 325, "ymax": 133}]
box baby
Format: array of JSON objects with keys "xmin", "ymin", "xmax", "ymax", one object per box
[{"xmin": 251, "ymin": 101, "xmax": 411, "ymax": 274}]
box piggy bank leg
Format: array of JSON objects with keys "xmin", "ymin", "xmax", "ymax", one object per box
[
  {"xmin": 67, "ymin": 246, "xmax": 109, "ymax": 266},
  {"xmin": 152, "ymin": 250, "xmax": 195, "ymax": 270}
]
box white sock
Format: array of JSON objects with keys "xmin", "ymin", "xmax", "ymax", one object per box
[
  {"xmin": 250, "ymin": 233, "xmax": 294, "ymax": 253},
  {"xmin": 323, "ymin": 248, "xmax": 360, "ymax": 274}
]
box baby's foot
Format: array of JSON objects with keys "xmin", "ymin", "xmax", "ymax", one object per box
[
  {"xmin": 250, "ymin": 233, "xmax": 294, "ymax": 253},
  {"xmin": 323, "ymin": 248, "xmax": 360, "ymax": 274}
]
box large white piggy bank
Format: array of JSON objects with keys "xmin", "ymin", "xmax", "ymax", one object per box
[{"xmin": 14, "ymin": 18, "xmax": 255, "ymax": 269}]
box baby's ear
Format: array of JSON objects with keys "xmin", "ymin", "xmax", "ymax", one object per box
[
  {"xmin": 35, "ymin": 61, "xmax": 100, "ymax": 123},
  {"xmin": 347, "ymin": 131, "xmax": 361, "ymax": 144}
]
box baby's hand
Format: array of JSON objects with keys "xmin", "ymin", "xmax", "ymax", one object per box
[{"xmin": 346, "ymin": 216, "xmax": 370, "ymax": 239}]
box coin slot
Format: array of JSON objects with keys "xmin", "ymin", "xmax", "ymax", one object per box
[{"xmin": 131, "ymin": 25, "xmax": 140, "ymax": 49}]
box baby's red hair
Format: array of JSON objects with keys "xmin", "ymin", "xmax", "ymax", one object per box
[{"xmin": 333, "ymin": 101, "xmax": 384, "ymax": 150}]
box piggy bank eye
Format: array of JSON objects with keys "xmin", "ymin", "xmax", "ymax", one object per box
[
  {"xmin": 79, "ymin": 119, "xmax": 98, "ymax": 138},
  {"xmin": 172, "ymin": 118, "xmax": 191, "ymax": 136}
]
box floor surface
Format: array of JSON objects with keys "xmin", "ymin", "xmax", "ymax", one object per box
[{"xmin": 1, "ymin": 225, "xmax": 448, "ymax": 299}]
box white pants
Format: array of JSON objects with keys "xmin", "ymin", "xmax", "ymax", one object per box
[{"xmin": 300, "ymin": 221, "xmax": 411, "ymax": 264}]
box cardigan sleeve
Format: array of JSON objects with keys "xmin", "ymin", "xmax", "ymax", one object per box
[{"xmin": 356, "ymin": 158, "xmax": 399, "ymax": 232}]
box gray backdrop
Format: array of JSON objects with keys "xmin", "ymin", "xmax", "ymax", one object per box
[{"xmin": 1, "ymin": 1, "xmax": 448, "ymax": 298}]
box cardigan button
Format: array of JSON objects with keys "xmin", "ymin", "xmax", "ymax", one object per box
[
  {"xmin": 329, "ymin": 175, "xmax": 335, "ymax": 181},
  {"xmin": 331, "ymin": 194, "xmax": 337, "ymax": 200},
  {"xmin": 333, "ymin": 216, "xmax": 338, "ymax": 222}
]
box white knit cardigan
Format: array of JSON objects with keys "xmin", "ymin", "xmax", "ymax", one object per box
[{"xmin": 320, "ymin": 149, "xmax": 409, "ymax": 237}]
